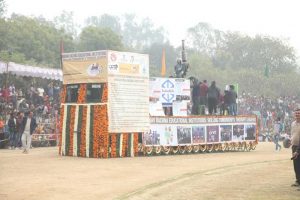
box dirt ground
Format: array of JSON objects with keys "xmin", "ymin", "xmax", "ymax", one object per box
[{"xmin": 0, "ymin": 142, "xmax": 299, "ymax": 200}]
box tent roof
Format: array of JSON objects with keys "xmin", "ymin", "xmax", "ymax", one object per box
[{"xmin": 0, "ymin": 61, "xmax": 62, "ymax": 81}]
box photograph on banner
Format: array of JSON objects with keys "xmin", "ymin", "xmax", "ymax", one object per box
[
  {"xmin": 206, "ymin": 125, "xmax": 220, "ymax": 143},
  {"xmin": 160, "ymin": 126, "xmax": 178, "ymax": 146},
  {"xmin": 177, "ymin": 126, "xmax": 192, "ymax": 144},
  {"xmin": 220, "ymin": 125, "xmax": 233, "ymax": 142},
  {"xmin": 233, "ymin": 125, "xmax": 245, "ymax": 141},
  {"xmin": 192, "ymin": 126, "xmax": 206, "ymax": 144},
  {"xmin": 244, "ymin": 124, "xmax": 256, "ymax": 140},
  {"xmin": 144, "ymin": 129, "xmax": 160, "ymax": 145}
]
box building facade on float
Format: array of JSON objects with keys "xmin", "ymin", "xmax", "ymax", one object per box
[{"xmin": 60, "ymin": 50, "xmax": 149, "ymax": 158}]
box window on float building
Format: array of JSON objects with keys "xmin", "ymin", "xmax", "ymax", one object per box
[
  {"xmin": 86, "ymin": 83, "xmax": 103, "ymax": 103},
  {"xmin": 66, "ymin": 84, "xmax": 79, "ymax": 103}
]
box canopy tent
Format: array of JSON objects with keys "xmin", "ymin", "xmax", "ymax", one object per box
[{"xmin": 0, "ymin": 61, "xmax": 62, "ymax": 81}]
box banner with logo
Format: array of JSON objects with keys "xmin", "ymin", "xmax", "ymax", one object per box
[
  {"xmin": 149, "ymin": 77, "xmax": 190, "ymax": 106},
  {"xmin": 62, "ymin": 51, "xmax": 107, "ymax": 84},
  {"xmin": 145, "ymin": 116, "xmax": 257, "ymax": 146},
  {"xmin": 107, "ymin": 51, "xmax": 150, "ymax": 133}
]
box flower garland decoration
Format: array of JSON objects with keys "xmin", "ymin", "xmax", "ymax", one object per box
[
  {"xmin": 93, "ymin": 105, "xmax": 102, "ymax": 158},
  {"xmin": 77, "ymin": 84, "xmax": 87, "ymax": 103},
  {"xmin": 134, "ymin": 133, "xmax": 139, "ymax": 156},
  {"xmin": 80, "ymin": 106, "xmax": 87, "ymax": 157},
  {"xmin": 68, "ymin": 106, "xmax": 76, "ymax": 156},
  {"xmin": 98, "ymin": 104, "xmax": 109, "ymax": 158},
  {"xmin": 122, "ymin": 133, "xmax": 128, "ymax": 157},
  {"xmin": 110, "ymin": 134, "xmax": 117, "ymax": 158},
  {"xmin": 101, "ymin": 83, "xmax": 108, "ymax": 103},
  {"xmin": 60, "ymin": 85, "xmax": 67, "ymax": 104}
]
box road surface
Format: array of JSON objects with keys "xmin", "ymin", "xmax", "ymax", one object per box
[{"xmin": 0, "ymin": 143, "xmax": 299, "ymax": 200}]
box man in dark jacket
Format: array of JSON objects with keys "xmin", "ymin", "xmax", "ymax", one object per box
[
  {"xmin": 21, "ymin": 111, "xmax": 37, "ymax": 153},
  {"xmin": 15, "ymin": 112, "xmax": 24, "ymax": 148},
  {"xmin": 8, "ymin": 113, "xmax": 17, "ymax": 149},
  {"xmin": 291, "ymin": 109, "xmax": 300, "ymax": 187},
  {"xmin": 229, "ymin": 85, "xmax": 238, "ymax": 115},
  {"xmin": 207, "ymin": 81, "xmax": 220, "ymax": 115}
]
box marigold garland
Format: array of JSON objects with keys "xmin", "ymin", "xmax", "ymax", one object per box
[
  {"xmin": 98, "ymin": 104, "xmax": 109, "ymax": 158},
  {"xmin": 93, "ymin": 105, "xmax": 102, "ymax": 158},
  {"xmin": 80, "ymin": 106, "xmax": 87, "ymax": 157},
  {"xmin": 110, "ymin": 134, "xmax": 117, "ymax": 158},
  {"xmin": 101, "ymin": 83, "xmax": 108, "ymax": 103},
  {"xmin": 68, "ymin": 106, "xmax": 76, "ymax": 156},
  {"xmin": 77, "ymin": 84, "xmax": 87, "ymax": 103},
  {"xmin": 134, "ymin": 133, "xmax": 139, "ymax": 156},
  {"xmin": 122, "ymin": 133, "xmax": 128, "ymax": 157},
  {"xmin": 60, "ymin": 85, "xmax": 67, "ymax": 104}
]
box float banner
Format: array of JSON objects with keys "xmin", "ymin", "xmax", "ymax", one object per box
[
  {"xmin": 62, "ymin": 51, "xmax": 107, "ymax": 84},
  {"xmin": 145, "ymin": 116, "xmax": 257, "ymax": 146},
  {"xmin": 149, "ymin": 77, "xmax": 190, "ymax": 106}
]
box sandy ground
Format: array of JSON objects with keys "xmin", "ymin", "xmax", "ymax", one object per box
[{"xmin": 0, "ymin": 143, "xmax": 299, "ymax": 200}]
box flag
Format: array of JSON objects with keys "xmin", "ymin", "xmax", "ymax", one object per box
[
  {"xmin": 264, "ymin": 65, "xmax": 269, "ymax": 78},
  {"xmin": 161, "ymin": 48, "xmax": 166, "ymax": 77}
]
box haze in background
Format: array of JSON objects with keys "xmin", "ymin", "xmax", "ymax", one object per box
[{"xmin": 5, "ymin": 0, "xmax": 300, "ymax": 59}]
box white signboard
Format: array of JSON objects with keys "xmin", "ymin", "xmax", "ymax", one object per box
[
  {"xmin": 149, "ymin": 77, "xmax": 191, "ymax": 106},
  {"xmin": 107, "ymin": 51, "xmax": 150, "ymax": 133}
]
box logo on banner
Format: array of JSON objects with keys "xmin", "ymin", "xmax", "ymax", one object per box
[
  {"xmin": 108, "ymin": 64, "xmax": 119, "ymax": 71},
  {"xmin": 161, "ymin": 80, "xmax": 175, "ymax": 103},
  {"xmin": 110, "ymin": 53, "xmax": 117, "ymax": 62},
  {"xmin": 87, "ymin": 63, "xmax": 102, "ymax": 76}
]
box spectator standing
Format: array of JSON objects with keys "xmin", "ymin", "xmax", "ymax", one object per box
[
  {"xmin": 199, "ymin": 80, "xmax": 208, "ymax": 115},
  {"xmin": 273, "ymin": 117, "xmax": 282, "ymax": 151},
  {"xmin": 229, "ymin": 85, "xmax": 237, "ymax": 115},
  {"xmin": 7, "ymin": 113, "xmax": 17, "ymax": 149},
  {"xmin": 207, "ymin": 81, "xmax": 220, "ymax": 115},
  {"xmin": 290, "ymin": 108, "xmax": 300, "ymax": 187},
  {"xmin": 21, "ymin": 111, "xmax": 37, "ymax": 153},
  {"xmin": 15, "ymin": 112, "xmax": 24, "ymax": 149}
]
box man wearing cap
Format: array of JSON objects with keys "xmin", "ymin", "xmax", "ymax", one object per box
[{"xmin": 291, "ymin": 108, "xmax": 300, "ymax": 187}]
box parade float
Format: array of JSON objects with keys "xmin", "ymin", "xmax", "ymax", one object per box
[{"xmin": 59, "ymin": 42, "xmax": 258, "ymax": 158}]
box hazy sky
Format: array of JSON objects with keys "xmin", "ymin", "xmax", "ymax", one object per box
[{"xmin": 5, "ymin": 0, "xmax": 300, "ymax": 58}]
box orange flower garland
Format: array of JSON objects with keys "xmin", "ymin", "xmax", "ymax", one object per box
[
  {"xmin": 60, "ymin": 85, "xmax": 67, "ymax": 103},
  {"xmin": 98, "ymin": 104, "xmax": 109, "ymax": 158},
  {"xmin": 101, "ymin": 83, "xmax": 108, "ymax": 103},
  {"xmin": 93, "ymin": 105, "xmax": 102, "ymax": 158},
  {"xmin": 77, "ymin": 84, "xmax": 87, "ymax": 103},
  {"xmin": 68, "ymin": 106, "xmax": 76, "ymax": 156},
  {"xmin": 59, "ymin": 106, "xmax": 64, "ymax": 155},
  {"xmin": 110, "ymin": 134, "xmax": 117, "ymax": 158},
  {"xmin": 122, "ymin": 133, "xmax": 128, "ymax": 157},
  {"xmin": 134, "ymin": 133, "xmax": 139, "ymax": 156},
  {"xmin": 80, "ymin": 106, "xmax": 87, "ymax": 157}
]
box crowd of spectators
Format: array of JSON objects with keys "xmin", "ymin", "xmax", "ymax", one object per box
[
  {"xmin": 0, "ymin": 82, "xmax": 60, "ymax": 122},
  {"xmin": 0, "ymin": 82, "xmax": 61, "ymax": 148}
]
